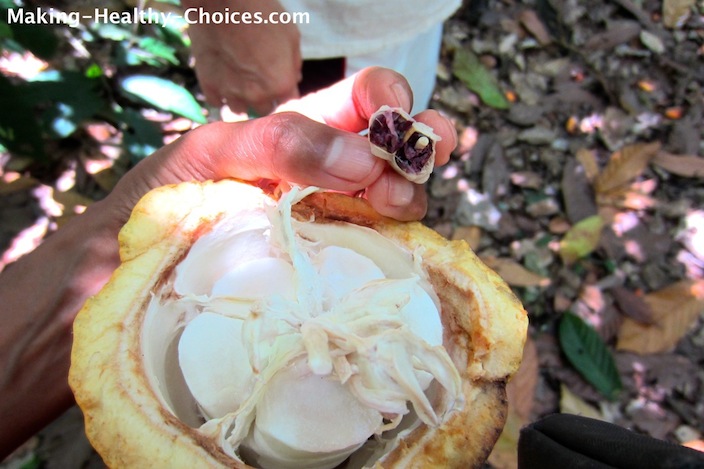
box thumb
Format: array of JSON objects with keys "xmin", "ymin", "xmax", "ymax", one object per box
[{"xmin": 109, "ymin": 113, "xmax": 385, "ymax": 220}]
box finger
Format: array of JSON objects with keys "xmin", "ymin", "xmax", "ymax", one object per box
[
  {"xmin": 115, "ymin": 112, "xmax": 387, "ymax": 212},
  {"xmin": 364, "ymin": 169, "xmax": 428, "ymax": 221},
  {"xmin": 280, "ymin": 67, "xmax": 413, "ymax": 132},
  {"xmin": 237, "ymin": 74, "xmax": 302, "ymax": 116},
  {"xmin": 412, "ymin": 110, "xmax": 458, "ymax": 167}
]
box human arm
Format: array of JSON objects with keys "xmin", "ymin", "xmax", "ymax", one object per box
[
  {"xmin": 0, "ymin": 67, "xmax": 456, "ymax": 459},
  {"xmin": 182, "ymin": 0, "xmax": 302, "ymax": 115}
]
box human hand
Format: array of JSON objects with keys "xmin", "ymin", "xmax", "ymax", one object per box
[
  {"xmin": 106, "ymin": 66, "xmax": 457, "ymax": 230},
  {"xmin": 0, "ymin": 67, "xmax": 456, "ymax": 458},
  {"xmin": 184, "ymin": 0, "xmax": 301, "ymax": 115}
]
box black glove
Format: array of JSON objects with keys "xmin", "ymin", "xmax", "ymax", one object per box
[{"xmin": 518, "ymin": 414, "xmax": 704, "ymax": 469}]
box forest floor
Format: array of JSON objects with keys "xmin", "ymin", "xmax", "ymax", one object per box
[{"xmin": 1, "ymin": 0, "xmax": 703, "ymax": 468}]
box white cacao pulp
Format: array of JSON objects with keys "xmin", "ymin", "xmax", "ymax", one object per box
[{"xmin": 140, "ymin": 187, "xmax": 462, "ymax": 469}]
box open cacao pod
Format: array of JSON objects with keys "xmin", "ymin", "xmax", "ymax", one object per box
[{"xmin": 69, "ymin": 179, "xmax": 527, "ymax": 468}]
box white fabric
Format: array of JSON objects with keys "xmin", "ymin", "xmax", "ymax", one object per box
[
  {"xmin": 345, "ymin": 23, "xmax": 443, "ymax": 114},
  {"xmin": 279, "ymin": 0, "xmax": 460, "ymax": 59}
]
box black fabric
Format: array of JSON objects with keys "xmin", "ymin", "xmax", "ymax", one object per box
[
  {"xmin": 298, "ymin": 58, "xmax": 346, "ymax": 96},
  {"xmin": 518, "ymin": 414, "xmax": 704, "ymax": 469}
]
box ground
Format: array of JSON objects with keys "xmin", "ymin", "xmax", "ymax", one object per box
[{"xmin": 1, "ymin": 0, "xmax": 703, "ymax": 467}]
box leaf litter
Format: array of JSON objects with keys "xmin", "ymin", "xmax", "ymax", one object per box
[{"xmin": 432, "ymin": 0, "xmax": 704, "ymax": 466}]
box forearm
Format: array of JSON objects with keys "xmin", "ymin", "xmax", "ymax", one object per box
[{"xmin": 0, "ymin": 199, "xmax": 120, "ymax": 459}]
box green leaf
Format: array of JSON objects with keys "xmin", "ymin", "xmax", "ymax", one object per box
[
  {"xmin": 85, "ymin": 63, "xmax": 103, "ymax": 78},
  {"xmin": 119, "ymin": 75, "xmax": 206, "ymax": 123},
  {"xmin": 559, "ymin": 312, "xmax": 622, "ymax": 400},
  {"xmin": 6, "ymin": 22, "xmax": 58, "ymax": 59},
  {"xmin": 93, "ymin": 23, "xmax": 132, "ymax": 41},
  {"xmin": 138, "ymin": 36, "xmax": 178, "ymax": 65},
  {"xmin": 24, "ymin": 71, "xmax": 109, "ymax": 138},
  {"xmin": 0, "ymin": 20, "xmax": 12, "ymax": 39},
  {"xmin": 0, "ymin": 75, "xmax": 46, "ymax": 160},
  {"xmin": 117, "ymin": 108, "xmax": 164, "ymax": 164},
  {"xmin": 453, "ymin": 48, "xmax": 510, "ymax": 110},
  {"xmin": 159, "ymin": 16, "xmax": 190, "ymax": 48},
  {"xmin": 19, "ymin": 453, "xmax": 41, "ymax": 469},
  {"xmin": 559, "ymin": 215, "xmax": 605, "ymax": 264}
]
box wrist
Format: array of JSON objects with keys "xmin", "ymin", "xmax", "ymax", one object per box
[{"xmin": 0, "ymin": 199, "xmax": 121, "ymax": 458}]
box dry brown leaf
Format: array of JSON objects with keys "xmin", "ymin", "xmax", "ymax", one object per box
[
  {"xmin": 584, "ymin": 20, "xmax": 641, "ymax": 50},
  {"xmin": 595, "ymin": 142, "xmax": 661, "ymax": 194},
  {"xmin": 488, "ymin": 337, "xmax": 538, "ymax": 469},
  {"xmin": 451, "ymin": 225, "xmax": 482, "ymax": 251},
  {"xmin": 611, "ymin": 286, "xmax": 655, "ymax": 325},
  {"xmin": 507, "ymin": 336, "xmax": 538, "ymax": 423},
  {"xmin": 519, "ymin": 9, "xmax": 552, "ymax": 46},
  {"xmin": 576, "ymin": 148, "xmax": 600, "ymax": 182},
  {"xmin": 662, "ymin": 0, "xmax": 696, "ymax": 28},
  {"xmin": 617, "ymin": 280, "xmax": 704, "ymax": 354},
  {"xmin": 481, "ymin": 256, "xmax": 551, "ymax": 287},
  {"xmin": 653, "ymin": 152, "xmax": 704, "ymax": 178},
  {"xmin": 596, "ymin": 183, "xmax": 657, "ymax": 210},
  {"xmin": 559, "ymin": 384, "xmax": 603, "ymax": 420}
]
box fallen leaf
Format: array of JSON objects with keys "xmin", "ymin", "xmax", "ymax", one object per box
[
  {"xmin": 510, "ymin": 171, "xmax": 543, "ymax": 190},
  {"xmin": 507, "ymin": 336, "xmax": 539, "ymax": 423},
  {"xmin": 562, "ymin": 157, "xmax": 598, "ymax": 223},
  {"xmin": 519, "ymin": 9, "xmax": 552, "ymax": 46},
  {"xmin": 611, "ymin": 286, "xmax": 655, "ymax": 325},
  {"xmin": 640, "ymin": 30, "xmax": 665, "ymax": 54},
  {"xmin": 481, "ymin": 256, "xmax": 551, "ymax": 287},
  {"xmin": 451, "ymin": 225, "xmax": 482, "ymax": 251},
  {"xmin": 662, "ymin": 0, "xmax": 696, "ymax": 28},
  {"xmin": 559, "ymin": 215, "xmax": 605, "ymax": 265},
  {"xmin": 617, "ymin": 280, "xmax": 704, "ymax": 354},
  {"xmin": 596, "ymin": 183, "xmax": 657, "ymax": 210},
  {"xmin": 453, "ymin": 48, "xmax": 510, "ymax": 110},
  {"xmin": 584, "ymin": 20, "xmax": 641, "ymax": 50},
  {"xmin": 559, "ymin": 312, "xmax": 623, "ymax": 400},
  {"xmin": 653, "ymin": 152, "xmax": 704, "ymax": 178},
  {"xmin": 488, "ymin": 337, "xmax": 539, "ymax": 469},
  {"xmin": 548, "ymin": 216, "xmax": 571, "ymax": 234},
  {"xmin": 595, "ymin": 142, "xmax": 661, "ymax": 194},
  {"xmin": 576, "ymin": 148, "xmax": 600, "ymax": 182},
  {"xmin": 559, "ymin": 384, "xmax": 603, "ymax": 420}
]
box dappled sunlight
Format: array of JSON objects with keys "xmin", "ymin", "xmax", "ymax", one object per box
[
  {"xmin": 0, "ymin": 50, "xmax": 47, "ymax": 79},
  {"xmin": 0, "ymin": 217, "xmax": 49, "ymax": 272}
]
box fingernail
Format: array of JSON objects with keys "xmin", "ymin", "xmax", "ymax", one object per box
[
  {"xmin": 392, "ymin": 82, "xmax": 412, "ymax": 113},
  {"xmin": 324, "ymin": 135, "xmax": 376, "ymax": 182},
  {"xmin": 388, "ymin": 181, "xmax": 415, "ymax": 207}
]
